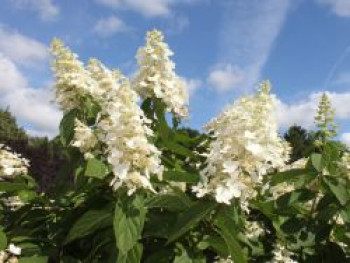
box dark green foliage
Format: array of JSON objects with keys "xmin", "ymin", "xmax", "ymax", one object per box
[
  {"xmin": 284, "ymin": 125, "xmax": 316, "ymax": 162},
  {"xmin": 0, "ymin": 108, "xmax": 66, "ymax": 192}
]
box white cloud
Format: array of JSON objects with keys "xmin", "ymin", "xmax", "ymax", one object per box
[
  {"xmin": 0, "ymin": 26, "xmax": 48, "ymax": 67},
  {"xmin": 10, "ymin": 0, "xmax": 59, "ymax": 21},
  {"xmin": 317, "ymin": 0, "xmax": 350, "ymax": 17},
  {"xmin": 95, "ymin": 0, "xmax": 200, "ymax": 17},
  {"xmin": 181, "ymin": 77, "xmax": 201, "ymax": 97},
  {"xmin": 207, "ymin": 63, "xmax": 245, "ymax": 92},
  {"xmin": 93, "ymin": 16, "xmax": 129, "ymax": 37},
  {"xmin": 166, "ymin": 15, "xmax": 190, "ymax": 35},
  {"xmin": 276, "ymin": 91, "xmax": 350, "ymax": 129},
  {"xmin": 217, "ymin": 0, "xmax": 293, "ymax": 91},
  {"xmin": 340, "ymin": 133, "xmax": 350, "ymax": 146},
  {"xmin": 0, "ymin": 54, "xmax": 61, "ymax": 138}
]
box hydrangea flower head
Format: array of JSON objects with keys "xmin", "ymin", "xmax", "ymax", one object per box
[
  {"xmin": 51, "ymin": 39, "xmax": 163, "ymax": 195},
  {"xmin": 134, "ymin": 29, "xmax": 189, "ymax": 117},
  {"xmin": 0, "ymin": 144, "xmax": 29, "ymax": 179},
  {"xmin": 193, "ymin": 81, "xmax": 290, "ymax": 208}
]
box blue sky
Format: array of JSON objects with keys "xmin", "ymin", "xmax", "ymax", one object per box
[{"xmin": 1, "ymin": 0, "xmax": 350, "ymax": 144}]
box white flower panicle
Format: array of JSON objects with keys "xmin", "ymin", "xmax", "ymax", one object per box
[
  {"xmin": 270, "ymin": 243, "xmax": 298, "ymax": 263},
  {"xmin": 193, "ymin": 81, "xmax": 290, "ymax": 207},
  {"xmin": 245, "ymin": 221, "xmax": 264, "ymax": 241},
  {"xmin": 51, "ymin": 39, "xmax": 96, "ymax": 111},
  {"xmin": 339, "ymin": 152, "xmax": 350, "ymax": 180},
  {"xmin": 134, "ymin": 29, "xmax": 189, "ymax": 117},
  {"xmin": 71, "ymin": 119, "xmax": 98, "ymax": 159},
  {"xmin": 51, "ymin": 40, "xmax": 163, "ymax": 195},
  {"xmin": 0, "ymin": 145, "xmax": 29, "ymax": 179},
  {"xmin": 90, "ymin": 61, "xmax": 163, "ymax": 195},
  {"xmin": 0, "ymin": 243, "xmax": 21, "ymax": 263}
]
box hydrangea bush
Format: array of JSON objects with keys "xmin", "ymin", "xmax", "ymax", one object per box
[{"xmin": 0, "ymin": 30, "xmax": 349, "ymax": 263}]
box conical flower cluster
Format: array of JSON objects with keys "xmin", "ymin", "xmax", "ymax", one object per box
[
  {"xmin": 51, "ymin": 40, "xmax": 163, "ymax": 195},
  {"xmin": 0, "ymin": 144, "xmax": 29, "ymax": 179},
  {"xmin": 90, "ymin": 60, "xmax": 163, "ymax": 195},
  {"xmin": 193, "ymin": 81, "xmax": 290, "ymax": 207},
  {"xmin": 51, "ymin": 39, "xmax": 95, "ymax": 111},
  {"xmin": 134, "ymin": 30, "xmax": 189, "ymax": 117}
]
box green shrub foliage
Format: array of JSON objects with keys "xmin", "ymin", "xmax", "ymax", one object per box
[{"xmin": 0, "ymin": 30, "xmax": 349, "ymax": 263}]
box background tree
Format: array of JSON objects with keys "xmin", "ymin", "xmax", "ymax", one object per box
[
  {"xmin": 0, "ymin": 108, "xmax": 66, "ymax": 191},
  {"xmin": 284, "ymin": 125, "xmax": 315, "ymax": 162}
]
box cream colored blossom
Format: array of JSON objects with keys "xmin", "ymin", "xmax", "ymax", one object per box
[
  {"xmin": 245, "ymin": 221, "xmax": 264, "ymax": 241},
  {"xmin": 339, "ymin": 152, "xmax": 350, "ymax": 180},
  {"xmin": 270, "ymin": 243, "xmax": 298, "ymax": 263},
  {"xmin": 0, "ymin": 145, "xmax": 29, "ymax": 179},
  {"xmin": 51, "ymin": 39, "xmax": 96, "ymax": 111},
  {"xmin": 7, "ymin": 245, "xmax": 20, "ymax": 256},
  {"xmin": 193, "ymin": 81, "xmax": 290, "ymax": 207},
  {"xmin": 51, "ymin": 40, "xmax": 163, "ymax": 195},
  {"xmin": 134, "ymin": 30, "xmax": 189, "ymax": 117},
  {"xmin": 71, "ymin": 119, "xmax": 98, "ymax": 159},
  {"xmin": 87, "ymin": 60, "xmax": 163, "ymax": 195},
  {"xmin": 2, "ymin": 196, "xmax": 25, "ymax": 210},
  {"xmin": 314, "ymin": 93, "xmax": 337, "ymax": 142},
  {"xmin": 279, "ymin": 158, "xmax": 307, "ymax": 172}
]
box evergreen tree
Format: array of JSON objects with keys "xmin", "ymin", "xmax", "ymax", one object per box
[
  {"xmin": 284, "ymin": 125, "xmax": 315, "ymax": 162},
  {"xmin": 0, "ymin": 108, "xmax": 28, "ymax": 149}
]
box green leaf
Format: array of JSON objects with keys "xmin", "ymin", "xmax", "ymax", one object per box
[
  {"xmin": 215, "ymin": 218, "xmax": 247, "ymax": 263},
  {"xmin": 174, "ymin": 245, "xmax": 193, "ymax": 263},
  {"xmin": 18, "ymin": 190, "xmax": 37, "ymax": 201},
  {"xmin": 117, "ymin": 243, "xmax": 143, "ymax": 263},
  {"xmin": 276, "ymin": 189, "xmax": 315, "ymax": 208},
  {"xmin": 84, "ymin": 96, "xmax": 101, "ymax": 125},
  {"xmin": 0, "ymin": 182, "xmax": 27, "ymax": 192},
  {"xmin": 163, "ymin": 170, "xmax": 200, "ymax": 184},
  {"xmin": 145, "ymin": 192, "xmax": 193, "ymax": 212},
  {"xmin": 270, "ymin": 168, "xmax": 315, "ymax": 185},
  {"xmin": 323, "ymin": 176, "xmax": 348, "ymax": 206},
  {"xmin": 114, "ymin": 194, "xmax": 146, "ymax": 255},
  {"xmin": 280, "ymin": 217, "xmax": 305, "ymax": 234},
  {"xmin": 311, "ymin": 153, "xmax": 322, "ymax": 172},
  {"xmin": 162, "ymin": 141, "xmax": 197, "ymax": 159},
  {"xmin": 143, "ymin": 212, "xmax": 176, "ymax": 239},
  {"xmin": 197, "ymin": 235, "xmax": 229, "ymax": 257},
  {"xmin": 60, "ymin": 109, "xmax": 79, "ymax": 146},
  {"xmin": 0, "ymin": 229, "xmax": 7, "ymax": 250},
  {"xmin": 167, "ymin": 200, "xmax": 217, "ymax": 244},
  {"xmin": 154, "ymin": 98, "xmax": 170, "ymax": 140},
  {"xmin": 19, "ymin": 256, "xmax": 48, "ymax": 263},
  {"xmin": 64, "ymin": 208, "xmax": 112, "ymax": 244},
  {"xmin": 85, "ymin": 158, "xmax": 108, "ymax": 179}
]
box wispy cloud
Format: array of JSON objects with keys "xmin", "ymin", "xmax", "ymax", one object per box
[
  {"xmin": 9, "ymin": 0, "xmax": 59, "ymax": 21},
  {"xmin": 207, "ymin": 63, "xmax": 245, "ymax": 92},
  {"xmin": 95, "ymin": 0, "xmax": 201, "ymax": 17},
  {"xmin": 181, "ymin": 77, "xmax": 201, "ymax": 97},
  {"xmin": 93, "ymin": 15, "xmax": 129, "ymax": 37},
  {"xmin": 0, "ymin": 26, "xmax": 48, "ymax": 67},
  {"xmin": 316, "ymin": 0, "xmax": 350, "ymax": 17},
  {"xmin": 215, "ymin": 0, "xmax": 294, "ymax": 91},
  {"xmin": 165, "ymin": 15, "xmax": 190, "ymax": 35}
]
